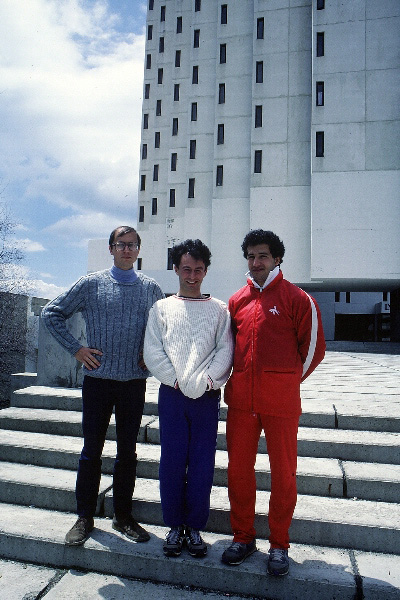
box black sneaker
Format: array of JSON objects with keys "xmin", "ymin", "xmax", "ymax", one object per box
[
  {"xmin": 163, "ymin": 526, "xmax": 184, "ymax": 557},
  {"xmin": 65, "ymin": 517, "xmax": 94, "ymax": 546},
  {"xmin": 221, "ymin": 539, "xmax": 257, "ymax": 565},
  {"xmin": 185, "ymin": 527, "xmax": 207, "ymax": 557},
  {"xmin": 267, "ymin": 548, "xmax": 289, "ymax": 576},
  {"xmin": 112, "ymin": 514, "xmax": 150, "ymax": 542}
]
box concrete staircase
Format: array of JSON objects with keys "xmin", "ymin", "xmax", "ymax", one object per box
[{"xmin": 1, "ymin": 352, "xmax": 400, "ymax": 599}]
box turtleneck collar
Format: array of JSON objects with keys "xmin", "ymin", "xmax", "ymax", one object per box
[{"xmin": 110, "ymin": 265, "xmax": 138, "ymax": 283}]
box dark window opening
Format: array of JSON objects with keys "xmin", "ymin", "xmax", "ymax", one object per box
[
  {"xmin": 169, "ymin": 189, "xmax": 176, "ymax": 207},
  {"xmin": 155, "ymin": 131, "xmax": 160, "ymax": 148},
  {"xmin": 158, "ymin": 68, "xmax": 163, "ymax": 84},
  {"xmin": 142, "ymin": 144, "xmax": 147, "ymax": 159},
  {"xmin": 137, "ymin": 257, "xmax": 142, "ymax": 270},
  {"xmin": 159, "ymin": 37, "xmax": 164, "ymax": 53},
  {"xmin": 256, "ymin": 61, "xmax": 263, "ymax": 83},
  {"xmin": 174, "ymin": 83, "xmax": 180, "ymax": 101},
  {"xmin": 146, "ymin": 54, "xmax": 151, "ymax": 69},
  {"xmin": 152, "ymin": 197, "xmax": 157, "ymax": 215},
  {"xmin": 176, "ymin": 16, "xmax": 182, "ymax": 33},
  {"xmin": 317, "ymin": 32, "xmax": 324, "ymax": 57},
  {"xmin": 172, "ymin": 118, "xmax": 179, "ymax": 136},
  {"xmin": 317, "ymin": 0, "xmax": 325, "ymax": 9},
  {"xmin": 383, "ymin": 292, "xmax": 388, "ymax": 302},
  {"xmin": 171, "ymin": 153, "xmax": 177, "ymax": 171},
  {"xmin": 144, "ymin": 83, "xmax": 150, "ymax": 99},
  {"xmin": 221, "ymin": 4, "xmax": 227, "ymax": 24},
  {"xmin": 160, "ymin": 5, "xmax": 166, "ymax": 21},
  {"xmin": 143, "ymin": 114, "xmax": 149, "ymax": 129},
  {"xmin": 316, "ymin": 131, "xmax": 324, "ymax": 157},
  {"xmin": 191, "ymin": 102, "xmax": 198, "ymax": 121},
  {"xmin": 190, "ymin": 139, "xmax": 196, "ymax": 159},
  {"xmin": 255, "ymin": 105, "xmax": 262, "ymax": 128},
  {"xmin": 167, "ymin": 248, "xmax": 174, "ymax": 270},
  {"xmin": 316, "ymin": 81, "xmax": 324, "ymax": 106},
  {"xmin": 153, "ymin": 164, "xmax": 159, "ymax": 181},
  {"xmin": 257, "ymin": 17, "xmax": 264, "ymax": 39},
  {"xmin": 175, "ymin": 50, "xmax": 181, "ymax": 67},
  {"xmin": 220, "ymin": 43, "xmax": 226, "ymax": 64},
  {"xmin": 218, "ymin": 83, "xmax": 225, "ymax": 104},
  {"xmin": 149, "ymin": 0, "xmax": 154, "ymax": 10},
  {"xmin": 188, "ymin": 178, "xmax": 195, "ymax": 198},
  {"xmin": 254, "ymin": 150, "xmax": 262, "ymax": 173},
  {"xmin": 147, "ymin": 25, "xmax": 153, "ymax": 40},
  {"xmin": 346, "ymin": 292, "xmax": 351, "ymax": 304},
  {"xmin": 139, "ymin": 205, "xmax": 144, "ymax": 222},
  {"xmin": 217, "ymin": 123, "xmax": 224, "ymax": 145},
  {"xmin": 335, "ymin": 292, "xmax": 341, "ymax": 303},
  {"xmin": 195, "ymin": 0, "xmax": 201, "ymax": 12},
  {"xmin": 192, "ymin": 65, "xmax": 199, "ymax": 84},
  {"xmin": 216, "ymin": 165, "xmax": 223, "ymax": 186},
  {"xmin": 194, "ymin": 29, "xmax": 200, "ymax": 48},
  {"xmin": 140, "ymin": 175, "xmax": 146, "ymax": 191},
  {"xmin": 156, "ymin": 99, "xmax": 162, "ymax": 116}
]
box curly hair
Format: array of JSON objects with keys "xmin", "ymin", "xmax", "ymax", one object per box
[
  {"xmin": 241, "ymin": 229, "xmax": 285, "ymax": 263},
  {"xmin": 171, "ymin": 239, "xmax": 211, "ymax": 268}
]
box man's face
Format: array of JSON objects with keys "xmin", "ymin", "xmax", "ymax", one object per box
[
  {"xmin": 109, "ymin": 230, "xmax": 139, "ymax": 271},
  {"xmin": 246, "ymin": 243, "xmax": 280, "ymax": 286},
  {"xmin": 174, "ymin": 253, "xmax": 207, "ymax": 298}
]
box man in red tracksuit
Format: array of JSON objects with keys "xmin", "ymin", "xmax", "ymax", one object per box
[{"xmin": 221, "ymin": 229, "xmax": 325, "ymax": 576}]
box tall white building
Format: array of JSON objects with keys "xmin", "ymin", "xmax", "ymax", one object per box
[{"xmin": 107, "ymin": 0, "xmax": 400, "ymax": 340}]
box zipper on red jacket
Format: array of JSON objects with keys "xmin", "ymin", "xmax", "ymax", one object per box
[{"xmin": 250, "ymin": 291, "xmax": 262, "ymax": 413}]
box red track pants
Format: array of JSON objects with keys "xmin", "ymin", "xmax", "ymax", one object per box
[{"xmin": 226, "ymin": 407, "xmax": 299, "ymax": 549}]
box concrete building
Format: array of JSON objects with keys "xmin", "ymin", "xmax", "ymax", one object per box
[{"xmin": 90, "ymin": 0, "xmax": 400, "ymax": 341}]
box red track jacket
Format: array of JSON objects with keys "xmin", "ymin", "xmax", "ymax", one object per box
[{"xmin": 224, "ymin": 271, "xmax": 326, "ymax": 417}]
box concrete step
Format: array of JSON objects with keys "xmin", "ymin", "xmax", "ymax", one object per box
[
  {"xmin": 11, "ymin": 384, "xmax": 400, "ymax": 432},
  {"xmin": 1, "ymin": 428, "xmax": 400, "ymax": 503},
  {"xmin": 0, "ymin": 503, "xmax": 399, "ymax": 600}
]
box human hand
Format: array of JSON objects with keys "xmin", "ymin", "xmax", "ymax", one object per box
[{"xmin": 74, "ymin": 347, "xmax": 103, "ymax": 370}]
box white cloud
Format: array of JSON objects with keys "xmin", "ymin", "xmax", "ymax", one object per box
[
  {"xmin": 44, "ymin": 212, "xmax": 133, "ymax": 246},
  {"xmin": 29, "ymin": 280, "xmax": 67, "ymax": 300},
  {"xmin": 0, "ymin": 0, "xmax": 145, "ymax": 242},
  {"xmin": 16, "ymin": 239, "xmax": 46, "ymax": 253}
]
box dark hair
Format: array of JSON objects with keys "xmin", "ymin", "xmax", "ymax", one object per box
[
  {"xmin": 171, "ymin": 239, "xmax": 211, "ymax": 268},
  {"xmin": 109, "ymin": 226, "xmax": 141, "ymax": 249},
  {"xmin": 241, "ymin": 229, "xmax": 285, "ymax": 263}
]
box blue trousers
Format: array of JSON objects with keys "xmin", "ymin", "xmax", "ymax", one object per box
[
  {"xmin": 76, "ymin": 375, "xmax": 146, "ymax": 520},
  {"xmin": 158, "ymin": 383, "xmax": 220, "ymax": 530}
]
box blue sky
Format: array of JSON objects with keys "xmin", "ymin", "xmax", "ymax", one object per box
[{"xmin": 0, "ymin": 0, "xmax": 147, "ymax": 298}]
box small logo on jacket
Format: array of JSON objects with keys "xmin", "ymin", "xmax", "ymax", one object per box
[{"xmin": 269, "ymin": 306, "xmax": 280, "ymax": 315}]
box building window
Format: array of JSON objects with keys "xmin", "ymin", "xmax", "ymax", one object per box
[
  {"xmin": 194, "ymin": 29, "xmax": 200, "ymax": 48},
  {"xmin": 137, "ymin": 257, "xmax": 142, "ymax": 270},
  {"xmin": 316, "ymin": 131, "xmax": 324, "ymax": 157},
  {"xmin": 155, "ymin": 131, "xmax": 160, "ymax": 148},
  {"xmin": 146, "ymin": 54, "xmax": 151, "ymax": 69},
  {"xmin": 317, "ymin": 32, "xmax": 324, "ymax": 57},
  {"xmin": 257, "ymin": 17, "xmax": 264, "ymax": 39},
  {"xmin": 191, "ymin": 102, "xmax": 198, "ymax": 121},
  {"xmin": 188, "ymin": 178, "xmax": 195, "ymax": 198},
  {"xmin": 255, "ymin": 105, "xmax": 263, "ymax": 128},
  {"xmin": 195, "ymin": 0, "xmax": 201, "ymax": 12},
  {"xmin": 218, "ymin": 83, "xmax": 225, "ymax": 104},
  {"xmin": 159, "ymin": 37, "xmax": 164, "ymax": 53},
  {"xmin": 254, "ymin": 150, "xmax": 262, "ymax": 173},
  {"xmin": 383, "ymin": 291, "xmax": 388, "ymax": 302},
  {"xmin": 335, "ymin": 292, "xmax": 341, "ymax": 302},
  {"xmin": 160, "ymin": 5, "xmax": 166, "ymax": 21},
  {"xmin": 216, "ymin": 165, "xmax": 223, "ymax": 186},
  {"xmin": 221, "ymin": 4, "xmax": 227, "ymax": 24},
  {"xmin": 152, "ymin": 197, "xmax": 157, "ymax": 215},
  {"xmin": 156, "ymin": 99, "xmax": 162, "ymax": 116},
  {"xmin": 190, "ymin": 139, "xmax": 196, "ymax": 159},
  {"xmin": 256, "ymin": 61, "xmax": 263, "ymax": 83},
  {"xmin": 346, "ymin": 292, "xmax": 351, "ymax": 304},
  {"xmin": 217, "ymin": 123, "xmax": 224, "ymax": 145},
  {"xmin": 149, "ymin": 0, "xmax": 154, "ymax": 10},
  {"xmin": 143, "ymin": 113, "xmax": 149, "ymax": 129},
  {"xmin": 174, "ymin": 84, "xmax": 180, "ymax": 101},
  {"xmin": 153, "ymin": 164, "xmax": 159, "ymax": 181},
  {"xmin": 140, "ymin": 175, "xmax": 146, "ymax": 191},
  {"xmin": 192, "ymin": 65, "xmax": 199, "ymax": 84},
  {"xmin": 158, "ymin": 68, "xmax": 163, "ymax": 84},
  {"xmin": 176, "ymin": 16, "xmax": 182, "ymax": 33},
  {"xmin": 316, "ymin": 81, "xmax": 324, "ymax": 106},
  {"xmin": 175, "ymin": 50, "xmax": 181, "ymax": 67},
  {"xmin": 172, "ymin": 117, "xmax": 179, "ymax": 136},
  {"xmin": 317, "ymin": 0, "xmax": 325, "ymax": 9},
  {"xmin": 142, "ymin": 143, "xmax": 147, "ymax": 159},
  {"xmin": 171, "ymin": 152, "xmax": 177, "ymax": 171},
  {"xmin": 169, "ymin": 188, "xmax": 176, "ymax": 207},
  {"xmin": 147, "ymin": 25, "xmax": 153, "ymax": 40},
  {"xmin": 220, "ymin": 43, "xmax": 226, "ymax": 64},
  {"xmin": 144, "ymin": 83, "xmax": 150, "ymax": 99},
  {"xmin": 167, "ymin": 248, "xmax": 174, "ymax": 270},
  {"xmin": 139, "ymin": 206, "xmax": 144, "ymax": 222}
]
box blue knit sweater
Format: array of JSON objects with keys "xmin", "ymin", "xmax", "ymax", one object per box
[{"xmin": 42, "ymin": 269, "xmax": 164, "ymax": 381}]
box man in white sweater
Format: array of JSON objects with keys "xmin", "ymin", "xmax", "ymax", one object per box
[{"xmin": 144, "ymin": 239, "xmax": 233, "ymax": 558}]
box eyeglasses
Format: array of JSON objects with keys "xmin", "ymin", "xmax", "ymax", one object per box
[{"xmin": 111, "ymin": 242, "xmax": 139, "ymax": 251}]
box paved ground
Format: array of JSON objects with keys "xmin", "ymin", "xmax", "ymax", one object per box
[{"xmin": 1, "ymin": 349, "xmax": 399, "ymax": 599}]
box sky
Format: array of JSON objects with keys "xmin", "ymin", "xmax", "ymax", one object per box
[{"xmin": 0, "ymin": 0, "xmax": 148, "ymax": 299}]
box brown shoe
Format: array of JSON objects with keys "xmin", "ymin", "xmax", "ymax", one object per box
[
  {"xmin": 112, "ymin": 514, "xmax": 150, "ymax": 542},
  {"xmin": 65, "ymin": 517, "xmax": 94, "ymax": 546}
]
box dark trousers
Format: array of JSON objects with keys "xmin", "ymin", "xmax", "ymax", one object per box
[
  {"xmin": 76, "ymin": 375, "xmax": 146, "ymax": 520},
  {"xmin": 158, "ymin": 383, "xmax": 220, "ymax": 530}
]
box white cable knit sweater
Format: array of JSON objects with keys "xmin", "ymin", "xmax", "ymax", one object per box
[{"xmin": 143, "ymin": 295, "xmax": 234, "ymax": 399}]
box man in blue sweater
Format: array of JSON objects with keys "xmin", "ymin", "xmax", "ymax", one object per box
[{"xmin": 42, "ymin": 226, "xmax": 163, "ymax": 546}]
